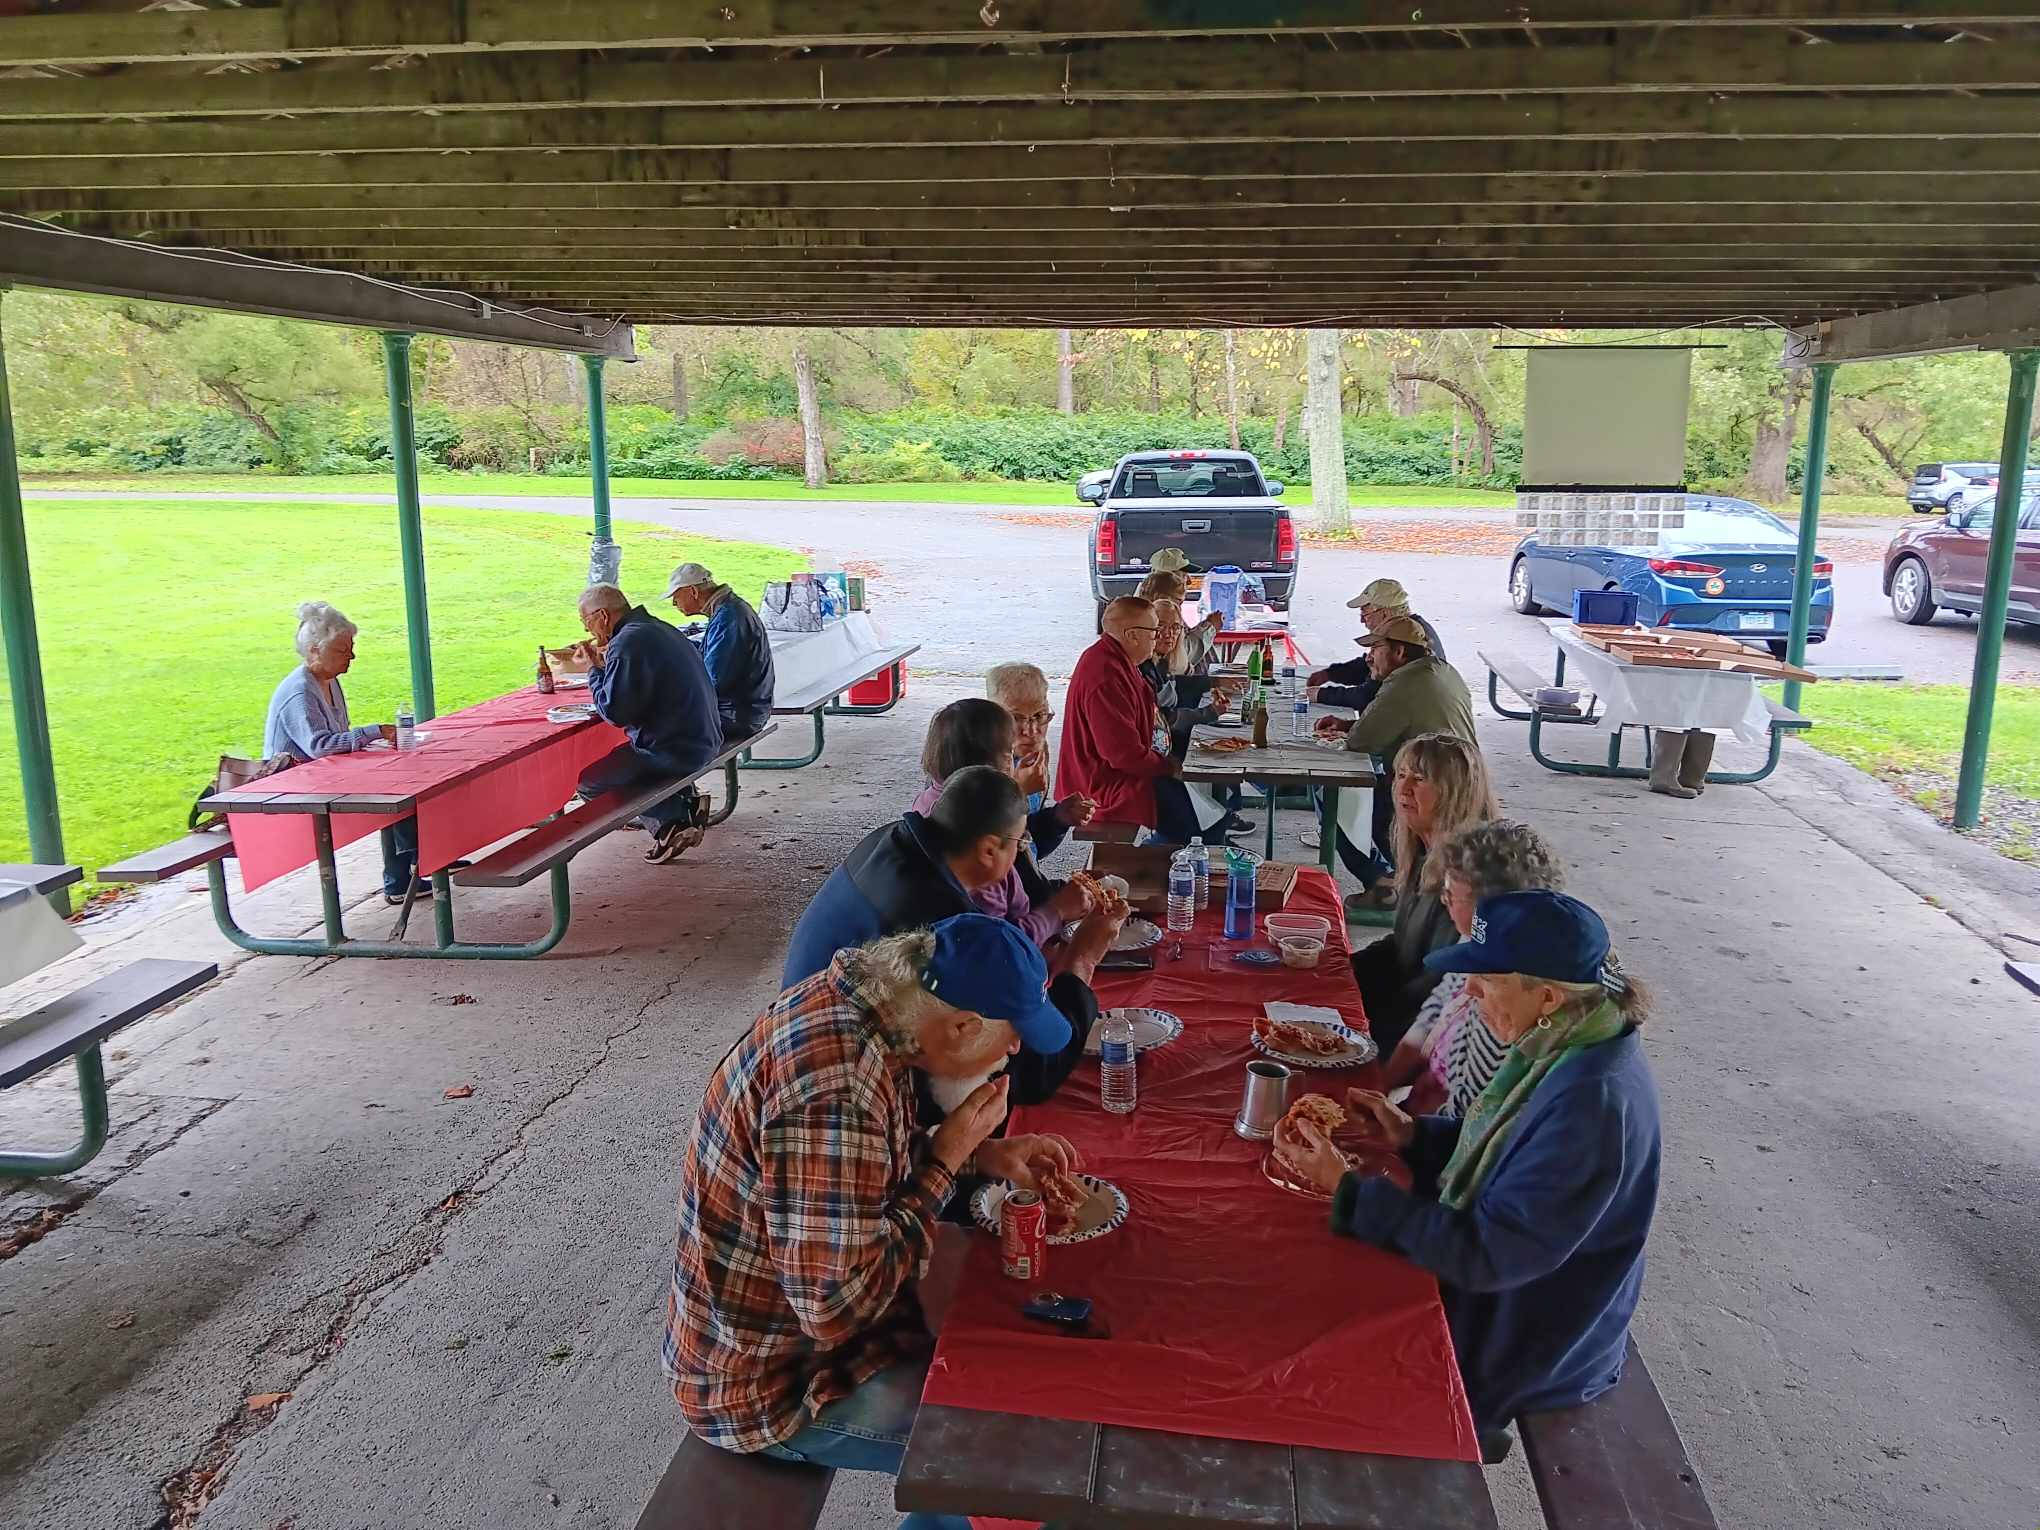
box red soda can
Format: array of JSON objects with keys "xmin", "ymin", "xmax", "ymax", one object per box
[{"xmin": 1001, "ymin": 1190, "xmax": 1047, "ymax": 1281}]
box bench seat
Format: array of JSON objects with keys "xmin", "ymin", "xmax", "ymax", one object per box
[
  {"xmin": 99, "ymin": 830, "xmax": 233, "ymax": 885},
  {"xmin": 455, "ymin": 730, "xmax": 769, "ymax": 889},
  {"xmin": 1764, "ymin": 696, "xmax": 1812, "ymax": 729},
  {"xmin": 1, "ymin": 958, "xmax": 217, "ymax": 1089},
  {"xmin": 1519, "ymin": 1338, "xmax": 1718, "ymax": 1530},
  {"xmin": 0, "ymin": 864, "xmax": 84, "ymax": 897},
  {"xmin": 634, "ymin": 1431, "xmax": 833, "ymax": 1530}
]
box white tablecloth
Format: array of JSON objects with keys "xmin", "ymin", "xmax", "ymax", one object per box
[
  {"xmin": 0, "ymin": 881, "xmax": 82, "ymax": 990},
  {"xmin": 1551, "ymin": 629, "xmax": 1773, "ymax": 745}
]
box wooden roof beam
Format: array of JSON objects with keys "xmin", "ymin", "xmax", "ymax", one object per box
[{"xmin": 1791, "ymin": 282, "xmax": 2040, "ymax": 362}]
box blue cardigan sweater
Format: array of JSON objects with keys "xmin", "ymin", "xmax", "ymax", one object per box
[{"xmin": 1332, "ymin": 1027, "xmax": 1660, "ymax": 1432}]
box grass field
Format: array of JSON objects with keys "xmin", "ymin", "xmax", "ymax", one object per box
[
  {"xmin": 21, "ymin": 469, "xmax": 1518, "ymax": 511},
  {"xmin": 0, "ymin": 498, "xmax": 805, "ymax": 882},
  {"xmin": 1778, "ymin": 681, "xmax": 2040, "ymax": 856}
]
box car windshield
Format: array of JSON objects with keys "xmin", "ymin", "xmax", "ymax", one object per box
[{"xmin": 1113, "ymin": 460, "xmax": 1261, "ymax": 498}]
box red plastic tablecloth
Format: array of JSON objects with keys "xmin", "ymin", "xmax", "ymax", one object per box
[
  {"xmin": 222, "ymin": 688, "xmax": 626, "ymax": 892},
  {"xmin": 921, "ymin": 870, "xmax": 1479, "ymax": 1467}
]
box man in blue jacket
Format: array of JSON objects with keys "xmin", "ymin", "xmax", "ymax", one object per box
[
  {"xmin": 574, "ymin": 583, "xmax": 724, "ymax": 864},
  {"xmin": 665, "ymin": 561, "xmax": 775, "ymax": 741}
]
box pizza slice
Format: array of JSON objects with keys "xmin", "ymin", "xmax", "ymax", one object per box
[
  {"xmin": 1274, "ymin": 1094, "xmax": 1348, "ymax": 1177},
  {"xmin": 1253, "ymin": 1016, "xmax": 1352, "ymax": 1057},
  {"xmin": 1038, "ymin": 1169, "xmax": 1091, "ymax": 1236}
]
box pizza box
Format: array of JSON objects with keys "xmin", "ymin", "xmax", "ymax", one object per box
[{"xmin": 1086, "ymin": 842, "xmax": 1301, "ymax": 914}]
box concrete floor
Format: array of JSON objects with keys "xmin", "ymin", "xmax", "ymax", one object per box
[{"xmin": 4, "ymin": 496, "xmax": 2038, "ymax": 1530}]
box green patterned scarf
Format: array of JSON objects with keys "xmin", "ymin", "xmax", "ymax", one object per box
[{"xmin": 1436, "ymin": 993, "xmax": 1626, "ymax": 1211}]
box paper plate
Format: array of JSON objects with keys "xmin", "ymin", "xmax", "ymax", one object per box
[
  {"xmin": 1261, "ymin": 1143, "xmax": 1412, "ymax": 1201},
  {"xmin": 546, "ymin": 705, "xmax": 598, "ymax": 724},
  {"xmin": 1082, "ymin": 1007, "xmax": 1183, "ymax": 1057},
  {"xmin": 971, "ymin": 1175, "xmax": 1129, "ymax": 1246},
  {"xmin": 1063, "ymin": 916, "xmax": 1163, "ymax": 952},
  {"xmin": 1251, "ymin": 1017, "xmax": 1379, "ymax": 1069}
]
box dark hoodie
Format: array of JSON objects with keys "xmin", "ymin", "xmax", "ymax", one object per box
[{"xmin": 781, "ymin": 811, "xmax": 1095, "ymax": 1114}]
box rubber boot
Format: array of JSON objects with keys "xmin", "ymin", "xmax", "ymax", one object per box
[
  {"xmin": 1648, "ymin": 730, "xmax": 1698, "ymax": 799},
  {"xmin": 1678, "ymin": 729, "xmax": 1717, "ymax": 794}
]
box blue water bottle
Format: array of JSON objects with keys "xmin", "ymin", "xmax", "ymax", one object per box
[{"xmin": 1224, "ymin": 849, "xmax": 1257, "ymax": 940}]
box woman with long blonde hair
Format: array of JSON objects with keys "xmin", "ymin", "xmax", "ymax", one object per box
[{"xmin": 1348, "ymin": 732, "xmax": 1497, "ymax": 1053}]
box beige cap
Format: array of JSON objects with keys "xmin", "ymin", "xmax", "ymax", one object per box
[
  {"xmin": 1357, "ymin": 614, "xmax": 1433, "ymax": 651},
  {"xmin": 662, "ymin": 562, "xmax": 714, "ymax": 598},
  {"xmin": 1346, "ymin": 577, "xmax": 1411, "ymax": 612},
  {"xmin": 1148, "ymin": 547, "xmax": 1192, "ymax": 574}
]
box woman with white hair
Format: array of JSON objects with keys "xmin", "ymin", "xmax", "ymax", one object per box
[{"xmin": 263, "ymin": 601, "xmax": 418, "ymax": 903}]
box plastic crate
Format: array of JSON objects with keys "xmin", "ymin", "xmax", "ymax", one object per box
[{"xmin": 1572, "ymin": 589, "xmax": 1640, "ymax": 627}]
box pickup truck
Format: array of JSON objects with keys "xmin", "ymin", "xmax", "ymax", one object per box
[{"xmin": 1079, "ymin": 450, "xmax": 1298, "ymax": 626}]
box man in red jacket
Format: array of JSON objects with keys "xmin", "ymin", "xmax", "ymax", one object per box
[{"xmin": 1057, "ymin": 597, "xmax": 1212, "ymax": 844}]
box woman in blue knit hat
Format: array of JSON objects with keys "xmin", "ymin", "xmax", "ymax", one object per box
[{"xmin": 1277, "ymin": 889, "xmax": 1660, "ymax": 1463}]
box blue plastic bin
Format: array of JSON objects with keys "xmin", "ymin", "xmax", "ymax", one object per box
[{"xmin": 1572, "ymin": 588, "xmax": 1639, "ymax": 627}]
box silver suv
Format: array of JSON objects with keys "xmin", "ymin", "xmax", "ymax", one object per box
[{"xmin": 1908, "ymin": 461, "xmax": 2040, "ymax": 515}]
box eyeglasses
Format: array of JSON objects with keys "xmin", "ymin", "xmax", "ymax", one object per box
[
  {"xmin": 1123, "ymin": 625, "xmax": 1160, "ymax": 637},
  {"xmin": 1014, "ymin": 710, "xmax": 1055, "ymax": 728}
]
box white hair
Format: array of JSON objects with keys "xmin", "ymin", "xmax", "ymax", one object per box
[
  {"xmin": 838, "ymin": 929, "xmax": 942, "ymax": 1051},
  {"xmin": 294, "ymin": 601, "xmax": 358, "ymax": 662},
  {"xmin": 985, "ymin": 662, "xmax": 1049, "ymax": 706},
  {"xmin": 579, "ymin": 582, "xmax": 629, "ymax": 615}
]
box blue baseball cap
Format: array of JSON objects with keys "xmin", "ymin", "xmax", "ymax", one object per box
[
  {"xmin": 921, "ymin": 913, "xmax": 1072, "ymax": 1054},
  {"xmin": 1423, "ymin": 890, "xmax": 1611, "ymax": 984}
]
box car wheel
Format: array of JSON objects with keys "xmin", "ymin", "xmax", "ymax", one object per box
[
  {"xmin": 1766, "ymin": 639, "xmax": 1792, "ymax": 660},
  {"xmin": 1509, "ymin": 557, "xmax": 1543, "ymax": 615},
  {"xmin": 1890, "ymin": 556, "xmax": 1939, "ymax": 625},
  {"xmin": 1095, "ymin": 599, "xmax": 1110, "ymax": 634},
  {"xmin": 1945, "ymin": 492, "xmax": 1966, "ymax": 516}
]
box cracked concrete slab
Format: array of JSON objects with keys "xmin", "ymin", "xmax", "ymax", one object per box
[{"xmin": 5, "ymin": 509, "xmax": 2037, "ymax": 1530}]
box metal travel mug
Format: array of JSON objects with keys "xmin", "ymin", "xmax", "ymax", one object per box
[{"xmin": 1234, "ymin": 1059, "xmax": 1293, "ymax": 1141}]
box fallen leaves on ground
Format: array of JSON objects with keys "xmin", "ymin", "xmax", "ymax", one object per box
[
  {"xmin": 108, "ymin": 1312, "xmax": 137, "ymax": 1330},
  {"xmin": 435, "ymin": 993, "xmax": 477, "ymax": 1006},
  {"xmin": 1305, "ymin": 522, "xmax": 1523, "ymax": 556},
  {"xmin": 1, "ymin": 1200, "xmax": 82, "ymax": 1261},
  {"xmin": 995, "ymin": 511, "xmax": 1091, "ymax": 530},
  {"xmin": 441, "ymin": 1084, "xmax": 475, "ymax": 1100},
  {"xmin": 245, "ymin": 1392, "xmax": 290, "ymax": 1412}
]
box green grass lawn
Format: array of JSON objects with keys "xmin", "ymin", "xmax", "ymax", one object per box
[
  {"xmin": 1758, "ymin": 492, "xmax": 1913, "ymax": 522},
  {"xmin": 21, "ymin": 468, "xmax": 1517, "ymax": 512},
  {"xmin": 0, "ymin": 498, "xmax": 804, "ymax": 885}
]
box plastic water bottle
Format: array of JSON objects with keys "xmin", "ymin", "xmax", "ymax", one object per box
[
  {"xmin": 1166, "ymin": 849, "xmax": 1195, "ymax": 933},
  {"xmin": 1224, "ymin": 850, "xmax": 1257, "ymax": 940},
  {"xmin": 1191, "ymin": 843, "xmax": 1211, "ymax": 910},
  {"xmin": 395, "ymin": 705, "xmax": 417, "ymax": 751},
  {"xmin": 1291, "ymin": 697, "xmax": 1310, "ymax": 740},
  {"xmin": 1099, "ymin": 1010, "xmax": 1137, "ymax": 1114},
  {"xmin": 1281, "ymin": 664, "xmax": 1297, "ymax": 700}
]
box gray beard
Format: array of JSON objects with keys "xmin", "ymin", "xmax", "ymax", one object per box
[{"xmin": 925, "ymin": 1061, "xmax": 1008, "ymax": 1116}]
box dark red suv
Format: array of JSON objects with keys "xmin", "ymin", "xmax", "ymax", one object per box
[{"xmin": 1883, "ymin": 491, "xmax": 2040, "ymax": 628}]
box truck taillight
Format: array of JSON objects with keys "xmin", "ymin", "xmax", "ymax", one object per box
[
  {"xmin": 1812, "ymin": 560, "xmax": 1834, "ymax": 577},
  {"xmin": 1095, "ymin": 518, "xmax": 1117, "ymax": 566},
  {"xmin": 1276, "ymin": 514, "xmax": 1297, "ymax": 562}
]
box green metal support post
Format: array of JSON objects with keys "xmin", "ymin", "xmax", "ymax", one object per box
[
  {"xmin": 0, "ymin": 296, "xmax": 66, "ymax": 911},
  {"xmin": 1953, "ymin": 347, "xmax": 2040, "ymax": 830},
  {"xmin": 381, "ymin": 331, "xmax": 435, "ymax": 720},
  {"xmin": 582, "ymin": 354, "xmax": 615, "ymax": 584},
  {"xmin": 1784, "ymin": 362, "xmax": 1837, "ymax": 714}
]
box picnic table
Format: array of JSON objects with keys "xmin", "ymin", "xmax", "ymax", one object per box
[
  {"xmin": 897, "ymin": 869, "xmax": 1491, "ymax": 1528},
  {"xmin": 1207, "ymin": 624, "xmax": 1309, "ymax": 668},
  {"xmin": 1178, "ymin": 703, "xmax": 1379, "ymax": 869},
  {"xmin": 190, "ymin": 686, "xmax": 758, "ymax": 960}
]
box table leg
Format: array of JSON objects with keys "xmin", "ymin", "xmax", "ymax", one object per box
[
  {"xmin": 1262, "ymin": 779, "xmax": 1277, "ymax": 860},
  {"xmin": 1318, "ymin": 786, "xmax": 1340, "ymax": 875},
  {"xmin": 312, "ymin": 814, "xmax": 347, "ymax": 947},
  {"xmin": 739, "ymin": 711, "xmax": 824, "ymax": 770},
  {"xmin": 0, "ymin": 1046, "xmax": 109, "ymax": 1178}
]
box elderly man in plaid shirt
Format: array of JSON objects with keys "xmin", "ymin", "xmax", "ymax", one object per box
[{"xmin": 664, "ymin": 913, "xmax": 1084, "ymax": 1528}]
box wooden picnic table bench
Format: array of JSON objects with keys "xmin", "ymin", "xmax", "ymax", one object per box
[
  {"xmin": 634, "ymin": 1431, "xmax": 834, "ymax": 1530},
  {"xmin": 1481, "ymin": 643, "xmax": 1810, "ymax": 787},
  {"xmin": 1520, "ymin": 1338, "xmax": 1719, "ymax": 1530},
  {"xmin": 1, "ymin": 866, "xmax": 217, "ymax": 1178}
]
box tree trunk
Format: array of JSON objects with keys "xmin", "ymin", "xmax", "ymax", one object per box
[
  {"xmin": 1747, "ymin": 366, "xmax": 1807, "ymax": 503},
  {"xmin": 1389, "ymin": 374, "xmax": 1423, "ymax": 417},
  {"xmin": 201, "ymin": 375, "xmax": 282, "ymax": 443},
  {"xmin": 671, "ymin": 351, "xmax": 688, "ymax": 420},
  {"xmin": 1186, "ymin": 345, "xmax": 1202, "ymax": 417},
  {"xmin": 793, "ymin": 340, "xmax": 826, "ymax": 489},
  {"xmin": 1305, "ymin": 329, "xmax": 1349, "ymax": 534},
  {"xmin": 1394, "ymin": 368, "xmax": 1496, "ymax": 479},
  {"xmin": 1146, "ymin": 346, "xmax": 1163, "ymax": 412},
  {"xmin": 1056, "ymin": 328, "xmax": 1075, "ymax": 415},
  {"xmin": 1842, "ymin": 406, "xmax": 1917, "ymax": 484},
  {"xmin": 1223, "ymin": 330, "xmax": 1242, "ymax": 450},
  {"xmin": 1272, "ymin": 388, "xmax": 1291, "ymax": 454},
  {"xmin": 562, "ymin": 351, "xmax": 584, "ymax": 407}
]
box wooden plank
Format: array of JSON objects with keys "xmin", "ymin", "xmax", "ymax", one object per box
[
  {"xmin": 195, "ymin": 791, "xmax": 335, "ymax": 815},
  {"xmin": 327, "ymin": 792, "xmax": 422, "ymax": 815},
  {"xmin": 896, "ymin": 1405, "xmax": 1100, "ymax": 1522},
  {"xmin": 0, "ymin": 864, "xmax": 84, "ymax": 896},
  {"xmin": 1294, "ymin": 1448, "xmax": 1497, "ymax": 1530},
  {"xmin": 98, "ymin": 831, "xmax": 234, "ymax": 885},
  {"xmin": 1091, "ymin": 1427, "xmax": 1295, "ymax": 1528},
  {"xmin": 0, "ymin": 959, "xmax": 217, "ymax": 1089},
  {"xmin": 1519, "ymin": 1339, "xmax": 1718, "ymax": 1530},
  {"xmin": 632, "ymin": 1432, "xmax": 832, "ymax": 1530}
]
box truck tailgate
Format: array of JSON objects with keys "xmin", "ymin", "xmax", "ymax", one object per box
[{"xmin": 1114, "ymin": 504, "xmax": 1279, "ymax": 569}]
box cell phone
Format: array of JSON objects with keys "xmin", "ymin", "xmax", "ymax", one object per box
[{"xmin": 1021, "ymin": 1292, "xmax": 1095, "ymax": 1330}]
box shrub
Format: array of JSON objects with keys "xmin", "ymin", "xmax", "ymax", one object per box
[
  {"xmin": 834, "ymin": 438, "xmax": 963, "ymax": 483},
  {"xmin": 701, "ymin": 417, "xmax": 813, "ymax": 472}
]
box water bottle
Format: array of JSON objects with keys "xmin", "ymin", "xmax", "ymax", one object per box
[
  {"xmin": 1281, "ymin": 664, "xmax": 1297, "ymax": 700},
  {"xmin": 1191, "ymin": 843, "xmax": 1211, "ymax": 910},
  {"xmin": 1224, "ymin": 850, "xmax": 1257, "ymax": 940},
  {"xmin": 1291, "ymin": 697, "xmax": 1310, "ymax": 740},
  {"xmin": 1099, "ymin": 1010, "xmax": 1137, "ymax": 1114},
  {"xmin": 1166, "ymin": 849, "xmax": 1195, "ymax": 933},
  {"xmin": 395, "ymin": 705, "xmax": 417, "ymax": 751}
]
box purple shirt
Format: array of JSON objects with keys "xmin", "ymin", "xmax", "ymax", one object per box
[{"xmin": 909, "ymin": 778, "xmax": 1060, "ymax": 947}]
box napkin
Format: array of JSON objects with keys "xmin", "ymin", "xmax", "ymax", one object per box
[{"xmin": 1263, "ymin": 1001, "xmax": 1345, "ymax": 1026}]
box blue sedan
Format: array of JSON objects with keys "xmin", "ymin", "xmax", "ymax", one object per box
[{"xmin": 1508, "ymin": 494, "xmax": 1834, "ymax": 656}]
